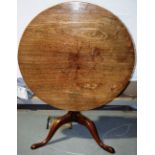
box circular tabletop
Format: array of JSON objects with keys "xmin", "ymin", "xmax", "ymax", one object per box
[{"xmin": 18, "ymin": 2, "xmax": 135, "ymax": 111}]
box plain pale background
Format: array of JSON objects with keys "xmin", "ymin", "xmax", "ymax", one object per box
[{"xmin": 17, "ymin": 0, "xmax": 137, "ymax": 81}]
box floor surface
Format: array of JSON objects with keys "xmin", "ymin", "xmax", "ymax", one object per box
[{"xmin": 17, "ymin": 110, "xmax": 137, "ymax": 155}]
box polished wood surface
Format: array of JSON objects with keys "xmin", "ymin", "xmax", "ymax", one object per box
[
  {"xmin": 31, "ymin": 111, "xmax": 115, "ymax": 153},
  {"xmin": 18, "ymin": 2, "xmax": 135, "ymax": 111}
]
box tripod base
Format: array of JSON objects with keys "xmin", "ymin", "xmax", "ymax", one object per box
[{"xmin": 31, "ymin": 111, "xmax": 115, "ymax": 153}]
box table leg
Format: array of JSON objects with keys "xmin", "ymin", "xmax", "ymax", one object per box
[{"xmin": 31, "ymin": 111, "xmax": 115, "ymax": 153}]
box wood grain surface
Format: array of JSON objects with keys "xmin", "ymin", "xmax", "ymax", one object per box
[{"xmin": 18, "ymin": 2, "xmax": 135, "ymax": 111}]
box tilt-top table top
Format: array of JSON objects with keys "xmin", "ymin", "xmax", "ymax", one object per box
[{"xmin": 18, "ymin": 2, "xmax": 135, "ymax": 111}]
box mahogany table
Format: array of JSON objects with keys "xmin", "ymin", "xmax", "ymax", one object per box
[{"xmin": 18, "ymin": 2, "xmax": 135, "ymax": 153}]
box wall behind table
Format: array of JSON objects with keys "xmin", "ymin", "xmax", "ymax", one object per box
[{"xmin": 17, "ymin": 0, "xmax": 137, "ymax": 81}]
